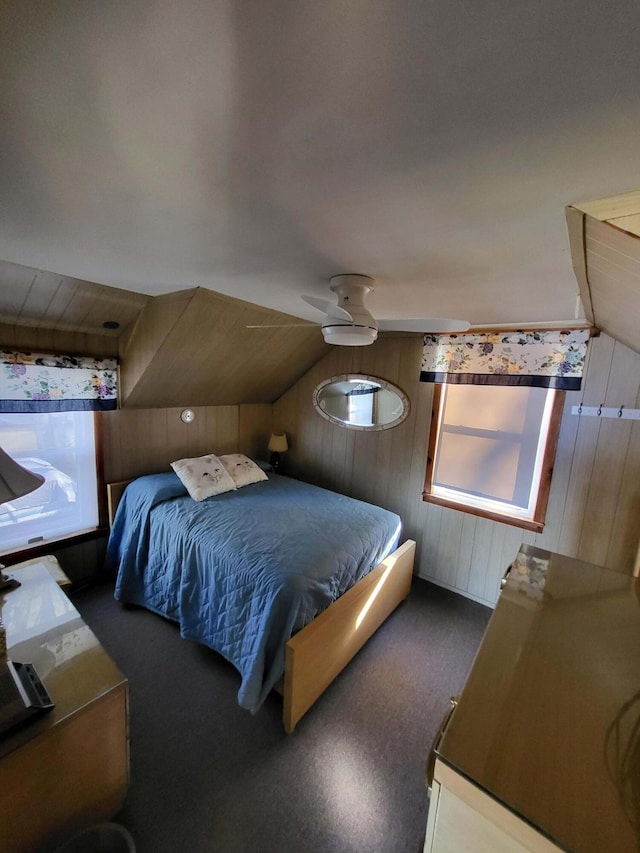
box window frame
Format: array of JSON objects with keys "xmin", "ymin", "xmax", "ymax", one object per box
[
  {"xmin": 0, "ymin": 412, "xmax": 106, "ymax": 563},
  {"xmin": 422, "ymin": 384, "xmax": 565, "ymax": 532}
]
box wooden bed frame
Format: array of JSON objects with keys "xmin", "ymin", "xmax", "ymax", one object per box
[{"xmin": 107, "ymin": 479, "xmax": 416, "ymax": 733}]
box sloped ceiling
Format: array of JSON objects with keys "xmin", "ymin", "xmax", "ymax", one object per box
[
  {"xmin": 1, "ymin": 0, "xmax": 640, "ymax": 335},
  {"xmin": 0, "ymin": 257, "xmax": 149, "ymax": 337},
  {"xmin": 566, "ymin": 190, "xmax": 640, "ymax": 355},
  {"xmin": 0, "ymin": 257, "xmax": 330, "ymax": 406},
  {"xmin": 120, "ymin": 287, "xmax": 328, "ymax": 407}
]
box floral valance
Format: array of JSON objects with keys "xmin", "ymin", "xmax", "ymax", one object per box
[
  {"xmin": 0, "ymin": 351, "xmax": 118, "ymax": 412},
  {"xmin": 420, "ymin": 329, "xmax": 590, "ymax": 390}
]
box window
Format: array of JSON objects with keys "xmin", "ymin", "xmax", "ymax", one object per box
[
  {"xmin": 348, "ymin": 388, "xmax": 376, "ymax": 426},
  {"xmin": 423, "ymin": 384, "xmax": 564, "ymax": 531},
  {"xmin": 0, "ymin": 411, "xmax": 100, "ymax": 554}
]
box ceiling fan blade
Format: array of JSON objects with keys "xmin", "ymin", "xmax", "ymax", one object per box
[
  {"xmin": 246, "ymin": 323, "xmax": 318, "ymax": 329},
  {"xmin": 302, "ymin": 295, "xmax": 353, "ymax": 322},
  {"xmin": 377, "ymin": 318, "xmax": 471, "ymax": 333}
]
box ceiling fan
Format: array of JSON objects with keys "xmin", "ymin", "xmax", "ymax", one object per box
[{"xmin": 248, "ymin": 274, "xmax": 470, "ymax": 346}]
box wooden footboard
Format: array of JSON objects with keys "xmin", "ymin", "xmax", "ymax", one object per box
[
  {"xmin": 282, "ymin": 539, "xmax": 416, "ymax": 734},
  {"xmin": 107, "ymin": 480, "xmax": 416, "ymax": 734}
]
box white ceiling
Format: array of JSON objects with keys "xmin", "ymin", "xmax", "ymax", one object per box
[{"xmin": 1, "ymin": 0, "xmax": 639, "ymax": 329}]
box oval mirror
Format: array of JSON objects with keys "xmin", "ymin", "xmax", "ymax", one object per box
[{"xmin": 313, "ymin": 374, "xmax": 410, "ymax": 431}]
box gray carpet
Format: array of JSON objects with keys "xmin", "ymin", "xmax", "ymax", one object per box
[{"xmin": 71, "ymin": 577, "xmax": 491, "ymax": 853}]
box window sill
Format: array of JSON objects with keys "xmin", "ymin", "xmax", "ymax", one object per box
[{"xmin": 422, "ymin": 492, "xmax": 545, "ymax": 533}]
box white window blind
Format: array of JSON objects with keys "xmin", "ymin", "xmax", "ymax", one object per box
[
  {"xmin": 431, "ymin": 384, "xmax": 556, "ymax": 521},
  {"xmin": 0, "ymin": 412, "xmax": 99, "ymax": 553}
]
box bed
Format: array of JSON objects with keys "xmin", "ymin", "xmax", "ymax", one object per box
[{"xmin": 106, "ymin": 467, "xmax": 415, "ymax": 733}]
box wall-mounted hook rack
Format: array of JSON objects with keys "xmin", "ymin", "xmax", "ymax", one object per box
[{"xmin": 571, "ymin": 405, "xmax": 640, "ymax": 420}]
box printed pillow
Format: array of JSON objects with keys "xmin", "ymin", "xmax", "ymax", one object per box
[
  {"xmin": 219, "ymin": 453, "xmax": 268, "ymax": 489},
  {"xmin": 170, "ymin": 454, "xmax": 237, "ymax": 501}
]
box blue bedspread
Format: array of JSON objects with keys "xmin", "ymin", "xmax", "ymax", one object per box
[{"xmin": 107, "ymin": 472, "xmax": 401, "ymax": 713}]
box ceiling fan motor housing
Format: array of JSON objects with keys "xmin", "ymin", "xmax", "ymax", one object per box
[
  {"xmin": 322, "ymin": 324, "xmax": 378, "ymax": 345},
  {"xmin": 322, "ymin": 275, "xmax": 378, "ymax": 346}
]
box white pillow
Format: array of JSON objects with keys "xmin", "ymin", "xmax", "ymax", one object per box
[
  {"xmin": 170, "ymin": 454, "xmax": 237, "ymax": 501},
  {"xmin": 219, "ymin": 453, "xmax": 268, "ymax": 489}
]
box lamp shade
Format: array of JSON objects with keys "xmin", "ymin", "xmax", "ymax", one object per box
[
  {"xmin": 268, "ymin": 433, "xmax": 288, "ymax": 454},
  {"xmin": 0, "ymin": 446, "xmax": 45, "ymax": 505}
]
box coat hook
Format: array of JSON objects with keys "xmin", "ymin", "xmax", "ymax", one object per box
[
  {"xmin": 618, "ymin": 406, "xmax": 624, "ymax": 418},
  {"xmin": 597, "ymin": 404, "xmax": 602, "ymax": 416}
]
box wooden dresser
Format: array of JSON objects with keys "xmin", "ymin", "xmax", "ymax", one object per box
[
  {"xmin": 0, "ymin": 559, "xmax": 129, "ymax": 853},
  {"xmin": 425, "ymin": 545, "xmax": 640, "ymax": 852}
]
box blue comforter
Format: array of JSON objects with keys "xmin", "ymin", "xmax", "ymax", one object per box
[{"xmin": 107, "ymin": 472, "xmax": 401, "ymax": 713}]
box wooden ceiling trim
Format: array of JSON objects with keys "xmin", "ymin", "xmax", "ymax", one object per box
[
  {"xmin": 565, "ymin": 205, "xmax": 593, "ymax": 325},
  {"xmin": 572, "ymin": 189, "xmax": 640, "ymax": 221},
  {"xmin": 608, "ymin": 213, "xmax": 640, "ymax": 238}
]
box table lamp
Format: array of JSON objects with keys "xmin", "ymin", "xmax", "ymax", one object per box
[
  {"xmin": 0, "ymin": 446, "xmax": 45, "ymax": 590},
  {"xmin": 268, "ymin": 433, "xmax": 288, "ymax": 471}
]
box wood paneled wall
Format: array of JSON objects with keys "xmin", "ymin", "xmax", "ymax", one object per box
[
  {"xmin": 46, "ymin": 403, "xmax": 271, "ymax": 584},
  {"xmin": 101, "ymin": 404, "xmax": 273, "ymax": 483},
  {"xmin": 0, "ymin": 322, "xmax": 119, "ymax": 358},
  {"xmin": 2, "ymin": 403, "xmax": 272, "ymax": 585},
  {"xmin": 274, "ymin": 332, "xmax": 640, "ymax": 607},
  {"xmin": 2, "ymin": 321, "xmax": 638, "ymax": 604}
]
